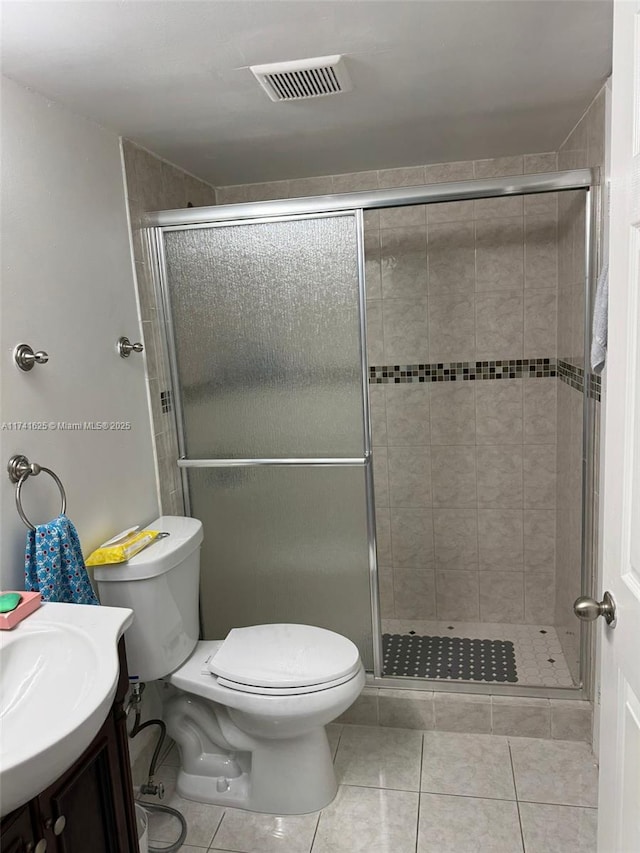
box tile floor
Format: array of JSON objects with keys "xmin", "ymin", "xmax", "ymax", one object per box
[
  {"xmin": 382, "ymin": 620, "xmax": 575, "ymax": 687},
  {"xmin": 140, "ymin": 724, "xmax": 598, "ymax": 852}
]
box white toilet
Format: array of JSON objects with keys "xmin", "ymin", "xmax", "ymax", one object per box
[{"xmin": 94, "ymin": 516, "xmax": 365, "ymax": 814}]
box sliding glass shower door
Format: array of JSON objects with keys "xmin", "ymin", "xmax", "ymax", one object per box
[{"xmin": 160, "ymin": 213, "xmax": 374, "ymax": 668}]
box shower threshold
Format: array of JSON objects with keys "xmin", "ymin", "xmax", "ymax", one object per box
[{"xmin": 381, "ymin": 619, "xmax": 574, "ymax": 688}]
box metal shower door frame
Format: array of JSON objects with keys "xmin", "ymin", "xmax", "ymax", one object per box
[
  {"xmin": 147, "ymin": 167, "xmax": 599, "ymax": 694},
  {"xmin": 148, "ymin": 209, "xmax": 383, "ymax": 676}
]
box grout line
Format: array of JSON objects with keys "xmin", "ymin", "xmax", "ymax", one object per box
[
  {"xmin": 208, "ymin": 810, "xmax": 228, "ymax": 850},
  {"xmin": 508, "ymin": 740, "xmax": 527, "ymax": 852},
  {"xmin": 308, "ymin": 809, "xmax": 323, "ymax": 853},
  {"xmin": 415, "ymin": 733, "xmax": 425, "ymax": 852},
  {"xmin": 415, "ymin": 733, "xmax": 424, "ymax": 853}
]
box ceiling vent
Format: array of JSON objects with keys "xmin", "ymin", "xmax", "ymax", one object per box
[{"xmin": 250, "ymin": 55, "xmax": 352, "ymax": 102}]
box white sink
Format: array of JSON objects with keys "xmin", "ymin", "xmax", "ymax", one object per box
[{"xmin": 0, "ymin": 602, "xmax": 133, "ymax": 816}]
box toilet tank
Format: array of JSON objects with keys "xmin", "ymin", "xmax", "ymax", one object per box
[{"xmin": 94, "ymin": 516, "xmax": 203, "ymax": 682}]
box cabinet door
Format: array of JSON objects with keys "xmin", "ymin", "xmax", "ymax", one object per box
[
  {"xmin": 39, "ymin": 713, "xmax": 134, "ymax": 853},
  {"xmin": 0, "ymin": 802, "xmax": 40, "ymax": 853}
]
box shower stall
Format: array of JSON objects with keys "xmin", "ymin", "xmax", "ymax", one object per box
[{"xmin": 146, "ymin": 167, "xmax": 600, "ymax": 698}]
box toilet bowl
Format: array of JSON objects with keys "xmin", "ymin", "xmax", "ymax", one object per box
[{"xmin": 94, "ymin": 516, "xmax": 364, "ymax": 814}]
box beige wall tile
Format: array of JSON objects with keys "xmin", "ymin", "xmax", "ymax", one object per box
[
  {"xmin": 550, "ymin": 700, "xmax": 593, "ymax": 742},
  {"xmin": 475, "ymin": 380, "xmax": 523, "ymax": 444},
  {"xmin": 479, "ymin": 571, "xmax": 524, "ymax": 622},
  {"xmin": 524, "ymin": 509, "xmax": 556, "ymax": 573},
  {"xmin": 475, "ymin": 292, "xmax": 524, "ymax": 360},
  {"xmin": 381, "ymin": 226, "xmax": 428, "ymax": 298},
  {"xmin": 525, "ymin": 214, "xmax": 558, "ymax": 289},
  {"xmin": 433, "ymin": 509, "xmax": 478, "ymax": 571},
  {"xmin": 524, "ymin": 152, "xmax": 558, "ymax": 173},
  {"xmin": 366, "ymin": 299, "xmax": 384, "ymax": 364},
  {"xmin": 369, "ymin": 384, "xmax": 388, "ymax": 445},
  {"xmin": 385, "ymin": 384, "xmax": 430, "ymax": 445},
  {"xmin": 474, "ymin": 195, "xmax": 523, "ymax": 219},
  {"xmin": 427, "ymin": 199, "xmax": 475, "ymax": 224},
  {"xmin": 382, "ymin": 298, "xmax": 429, "ymax": 364},
  {"xmin": 378, "ymin": 165, "xmax": 426, "ymax": 188},
  {"xmin": 424, "ymin": 160, "xmax": 474, "ymax": 183},
  {"xmin": 288, "ymin": 175, "xmax": 334, "ymax": 197},
  {"xmin": 436, "ymin": 571, "xmax": 480, "ymax": 621},
  {"xmin": 373, "ymin": 446, "xmax": 390, "ymax": 507},
  {"xmin": 524, "ymin": 380, "xmax": 557, "ymax": 443},
  {"xmin": 427, "ymin": 221, "xmax": 475, "ymax": 295},
  {"xmin": 336, "ymin": 687, "xmax": 379, "ymax": 725},
  {"xmin": 524, "ymin": 573, "xmax": 556, "ymax": 623},
  {"xmin": 394, "ymin": 568, "xmax": 437, "ymax": 619},
  {"xmin": 378, "ymin": 565, "xmax": 395, "ymax": 618},
  {"xmin": 524, "ymin": 445, "xmax": 557, "ymax": 508},
  {"xmin": 477, "ymin": 509, "xmax": 524, "ymax": 571},
  {"xmin": 390, "ymin": 508, "xmax": 435, "ymax": 568},
  {"xmin": 428, "ymin": 293, "xmax": 476, "ymax": 363},
  {"xmin": 491, "ymin": 697, "xmax": 551, "ymax": 738},
  {"xmin": 431, "ymin": 446, "xmax": 477, "ymax": 508},
  {"xmin": 433, "ymin": 693, "xmax": 491, "ymax": 733},
  {"xmin": 378, "ymin": 689, "xmax": 435, "ymax": 729},
  {"xmin": 379, "ymin": 204, "xmax": 426, "ymax": 229},
  {"xmin": 429, "ymin": 382, "xmax": 476, "ymax": 445},
  {"xmin": 477, "ymin": 445, "xmax": 524, "ymax": 508},
  {"xmin": 332, "ymin": 170, "xmax": 379, "ymax": 192},
  {"xmin": 524, "ymin": 190, "xmax": 558, "ymax": 217},
  {"xmin": 474, "ymin": 156, "xmax": 524, "ymax": 178},
  {"xmin": 375, "ymin": 507, "xmax": 392, "ymax": 565},
  {"xmin": 388, "ymin": 446, "xmax": 432, "ymax": 507},
  {"xmin": 364, "ymin": 249, "xmax": 382, "ymax": 300},
  {"xmin": 525, "ymin": 289, "xmax": 557, "ymax": 356},
  {"xmin": 475, "ymin": 217, "xmax": 524, "ymax": 293},
  {"xmin": 243, "ymin": 180, "xmax": 289, "ymax": 201}
]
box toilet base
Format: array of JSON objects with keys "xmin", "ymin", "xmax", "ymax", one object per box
[{"xmin": 175, "ymin": 726, "xmax": 338, "ymax": 814}]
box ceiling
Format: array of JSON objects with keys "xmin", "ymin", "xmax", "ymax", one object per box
[{"xmin": 0, "ymin": 1, "xmax": 613, "ymax": 186}]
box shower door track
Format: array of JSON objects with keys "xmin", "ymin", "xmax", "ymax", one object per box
[
  {"xmin": 145, "ymin": 169, "xmax": 595, "ymax": 227},
  {"xmin": 147, "ymin": 166, "xmax": 599, "ymax": 698}
]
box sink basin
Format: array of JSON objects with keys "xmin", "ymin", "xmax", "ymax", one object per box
[{"xmin": 0, "ymin": 602, "xmax": 133, "ymax": 816}]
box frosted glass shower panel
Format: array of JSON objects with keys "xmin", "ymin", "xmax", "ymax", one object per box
[
  {"xmin": 190, "ymin": 465, "xmax": 373, "ymax": 669},
  {"xmin": 163, "ymin": 215, "xmax": 365, "ymax": 458}
]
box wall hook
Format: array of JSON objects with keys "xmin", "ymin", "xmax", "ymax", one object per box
[
  {"xmin": 117, "ymin": 336, "xmax": 144, "ymax": 358},
  {"xmin": 14, "ymin": 343, "xmax": 49, "ymax": 371}
]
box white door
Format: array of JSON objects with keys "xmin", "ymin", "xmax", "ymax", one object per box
[{"xmin": 598, "ymin": 1, "xmax": 640, "ymax": 850}]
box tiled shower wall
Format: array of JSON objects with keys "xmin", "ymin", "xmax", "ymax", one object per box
[
  {"xmin": 555, "ymin": 86, "xmax": 607, "ymax": 683},
  {"xmin": 121, "ymin": 139, "xmax": 217, "ymax": 514},
  {"xmin": 218, "ymin": 153, "xmax": 561, "ymax": 627}
]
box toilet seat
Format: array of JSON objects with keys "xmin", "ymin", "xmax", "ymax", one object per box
[
  {"xmin": 214, "ymin": 669, "xmax": 360, "ymax": 696},
  {"xmin": 206, "ymin": 623, "xmax": 362, "ymax": 694}
]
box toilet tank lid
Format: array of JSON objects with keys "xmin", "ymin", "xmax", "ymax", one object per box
[{"xmin": 93, "ymin": 516, "xmax": 203, "ymax": 582}]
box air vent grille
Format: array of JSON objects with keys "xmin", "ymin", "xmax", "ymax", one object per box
[{"xmin": 250, "ymin": 55, "xmax": 352, "ymax": 102}]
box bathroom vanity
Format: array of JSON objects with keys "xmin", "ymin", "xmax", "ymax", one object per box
[{"xmin": 0, "ymin": 639, "xmax": 138, "ymax": 853}]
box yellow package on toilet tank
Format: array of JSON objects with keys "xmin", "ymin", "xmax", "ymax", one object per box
[{"xmin": 85, "ymin": 527, "xmax": 161, "ymax": 566}]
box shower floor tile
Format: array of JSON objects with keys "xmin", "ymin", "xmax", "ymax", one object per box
[{"xmin": 381, "ymin": 620, "xmax": 575, "ymax": 687}]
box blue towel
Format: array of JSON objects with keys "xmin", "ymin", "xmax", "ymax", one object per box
[{"xmin": 25, "ymin": 514, "xmax": 99, "ymax": 605}]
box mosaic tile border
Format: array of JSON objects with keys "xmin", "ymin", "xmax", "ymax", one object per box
[
  {"xmin": 557, "ymin": 359, "xmax": 601, "ymax": 401},
  {"xmin": 368, "ymin": 358, "xmax": 557, "ymax": 384}
]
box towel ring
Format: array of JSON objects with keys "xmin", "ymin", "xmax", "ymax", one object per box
[{"xmin": 7, "ymin": 454, "xmax": 67, "ymax": 531}]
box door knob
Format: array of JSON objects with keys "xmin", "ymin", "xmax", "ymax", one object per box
[{"xmin": 573, "ymin": 591, "xmax": 616, "ymax": 627}]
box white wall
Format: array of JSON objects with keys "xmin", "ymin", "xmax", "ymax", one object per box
[{"xmin": 0, "ymin": 76, "xmax": 158, "ymax": 589}]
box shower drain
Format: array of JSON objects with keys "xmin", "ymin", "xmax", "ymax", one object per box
[{"xmin": 382, "ymin": 634, "xmax": 518, "ymax": 682}]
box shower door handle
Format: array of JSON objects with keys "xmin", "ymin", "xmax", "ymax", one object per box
[{"xmin": 177, "ymin": 456, "xmax": 369, "ymax": 468}]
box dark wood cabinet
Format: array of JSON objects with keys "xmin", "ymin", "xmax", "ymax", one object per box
[{"xmin": 1, "ymin": 640, "xmax": 139, "ymax": 853}]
